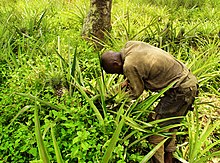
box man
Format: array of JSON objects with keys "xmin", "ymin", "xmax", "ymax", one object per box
[{"xmin": 101, "ymin": 41, "xmax": 198, "ymax": 163}]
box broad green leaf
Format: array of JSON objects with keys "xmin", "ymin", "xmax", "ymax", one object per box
[
  {"xmin": 128, "ymin": 133, "xmax": 152, "ymax": 148},
  {"xmin": 34, "ymin": 106, "xmax": 50, "ymax": 163},
  {"xmin": 7, "ymin": 105, "xmax": 34, "ymax": 128},
  {"xmin": 15, "ymin": 93, "xmax": 62, "ymax": 111},
  {"xmin": 140, "ymin": 138, "xmax": 169, "ymax": 163},
  {"xmin": 51, "ymin": 126, "xmax": 64, "ymax": 163},
  {"xmin": 148, "ymin": 116, "xmax": 184, "ymax": 126},
  {"xmin": 102, "ymin": 104, "xmax": 126, "ymax": 163},
  {"xmin": 135, "ymin": 81, "xmax": 177, "ymax": 119},
  {"xmin": 173, "ymin": 153, "xmax": 189, "ymax": 163},
  {"xmin": 198, "ymin": 139, "xmax": 220, "ymax": 159},
  {"xmin": 194, "ymin": 151, "xmax": 220, "ymax": 163},
  {"xmin": 97, "ymin": 76, "xmax": 107, "ymax": 118},
  {"xmin": 125, "ymin": 117, "xmax": 149, "ymax": 133},
  {"xmin": 116, "ymin": 99, "xmax": 126, "ymax": 124},
  {"xmin": 74, "ymin": 80, "xmax": 104, "ymax": 126}
]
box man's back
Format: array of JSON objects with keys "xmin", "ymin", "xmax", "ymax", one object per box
[{"xmin": 121, "ymin": 41, "xmax": 197, "ymax": 97}]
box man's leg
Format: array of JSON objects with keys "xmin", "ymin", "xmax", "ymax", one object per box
[
  {"xmin": 148, "ymin": 86, "xmax": 197, "ymax": 163},
  {"xmin": 147, "ymin": 112, "xmax": 166, "ymax": 163},
  {"xmin": 149, "ymin": 134, "xmax": 165, "ymax": 163},
  {"xmin": 148, "ymin": 89, "xmax": 186, "ymax": 163},
  {"xmin": 164, "ymin": 153, "xmax": 173, "ymax": 163},
  {"xmin": 148, "ymin": 114, "xmax": 177, "ymax": 163},
  {"xmin": 164, "ymin": 129, "xmax": 177, "ymax": 163},
  {"xmin": 148, "ymin": 127, "xmax": 177, "ymax": 163}
]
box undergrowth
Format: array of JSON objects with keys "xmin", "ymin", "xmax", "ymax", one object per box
[{"xmin": 0, "ymin": 0, "xmax": 219, "ymax": 162}]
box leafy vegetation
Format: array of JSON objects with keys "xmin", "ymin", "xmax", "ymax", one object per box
[{"xmin": 0, "ymin": 0, "xmax": 219, "ymax": 162}]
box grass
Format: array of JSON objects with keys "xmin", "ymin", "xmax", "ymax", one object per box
[{"xmin": 0, "ymin": 0, "xmax": 220, "ymax": 162}]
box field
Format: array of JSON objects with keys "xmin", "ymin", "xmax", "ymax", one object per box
[{"xmin": 0, "ymin": 0, "xmax": 220, "ymax": 162}]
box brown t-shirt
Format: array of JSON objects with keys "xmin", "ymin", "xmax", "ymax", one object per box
[{"xmin": 121, "ymin": 41, "xmax": 197, "ymax": 98}]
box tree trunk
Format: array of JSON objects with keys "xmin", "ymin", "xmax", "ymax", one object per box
[{"xmin": 82, "ymin": 0, "xmax": 112, "ymax": 47}]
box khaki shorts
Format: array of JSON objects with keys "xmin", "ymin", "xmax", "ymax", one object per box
[{"xmin": 152, "ymin": 85, "xmax": 198, "ymax": 126}]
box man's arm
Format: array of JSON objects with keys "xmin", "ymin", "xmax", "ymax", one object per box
[{"xmin": 123, "ymin": 65, "xmax": 145, "ymax": 99}]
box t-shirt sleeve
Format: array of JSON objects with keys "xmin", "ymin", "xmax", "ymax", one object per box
[{"xmin": 123, "ymin": 64, "xmax": 144, "ymax": 99}]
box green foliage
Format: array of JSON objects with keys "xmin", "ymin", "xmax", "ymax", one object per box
[
  {"xmin": 51, "ymin": 126, "xmax": 64, "ymax": 163},
  {"xmin": 0, "ymin": 0, "xmax": 219, "ymax": 162},
  {"xmin": 140, "ymin": 138, "xmax": 169, "ymax": 163},
  {"xmin": 143, "ymin": 0, "xmax": 207, "ymax": 9},
  {"xmin": 34, "ymin": 105, "xmax": 50, "ymax": 163},
  {"xmin": 174, "ymin": 108, "xmax": 220, "ymax": 162}
]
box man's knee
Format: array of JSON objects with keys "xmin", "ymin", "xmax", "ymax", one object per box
[{"xmin": 149, "ymin": 135, "xmax": 165, "ymax": 144}]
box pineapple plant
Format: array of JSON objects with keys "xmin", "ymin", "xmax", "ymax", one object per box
[{"xmin": 49, "ymin": 73, "xmax": 68, "ymax": 98}]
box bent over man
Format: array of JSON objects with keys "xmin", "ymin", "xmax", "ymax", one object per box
[{"xmin": 101, "ymin": 41, "xmax": 198, "ymax": 163}]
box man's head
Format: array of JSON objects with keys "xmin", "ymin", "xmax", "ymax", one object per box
[{"xmin": 101, "ymin": 51, "xmax": 123, "ymax": 74}]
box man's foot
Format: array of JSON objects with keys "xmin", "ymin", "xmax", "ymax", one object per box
[
  {"xmin": 164, "ymin": 152, "xmax": 181, "ymax": 163},
  {"xmin": 165, "ymin": 152, "xmax": 173, "ymax": 163}
]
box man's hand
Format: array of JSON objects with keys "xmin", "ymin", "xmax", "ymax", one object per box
[{"xmin": 121, "ymin": 79, "xmax": 129, "ymax": 89}]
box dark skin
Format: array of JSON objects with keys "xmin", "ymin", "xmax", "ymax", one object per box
[
  {"xmin": 101, "ymin": 51, "xmax": 129, "ymax": 88},
  {"xmin": 101, "ymin": 51, "xmax": 124, "ymax": 74}
]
